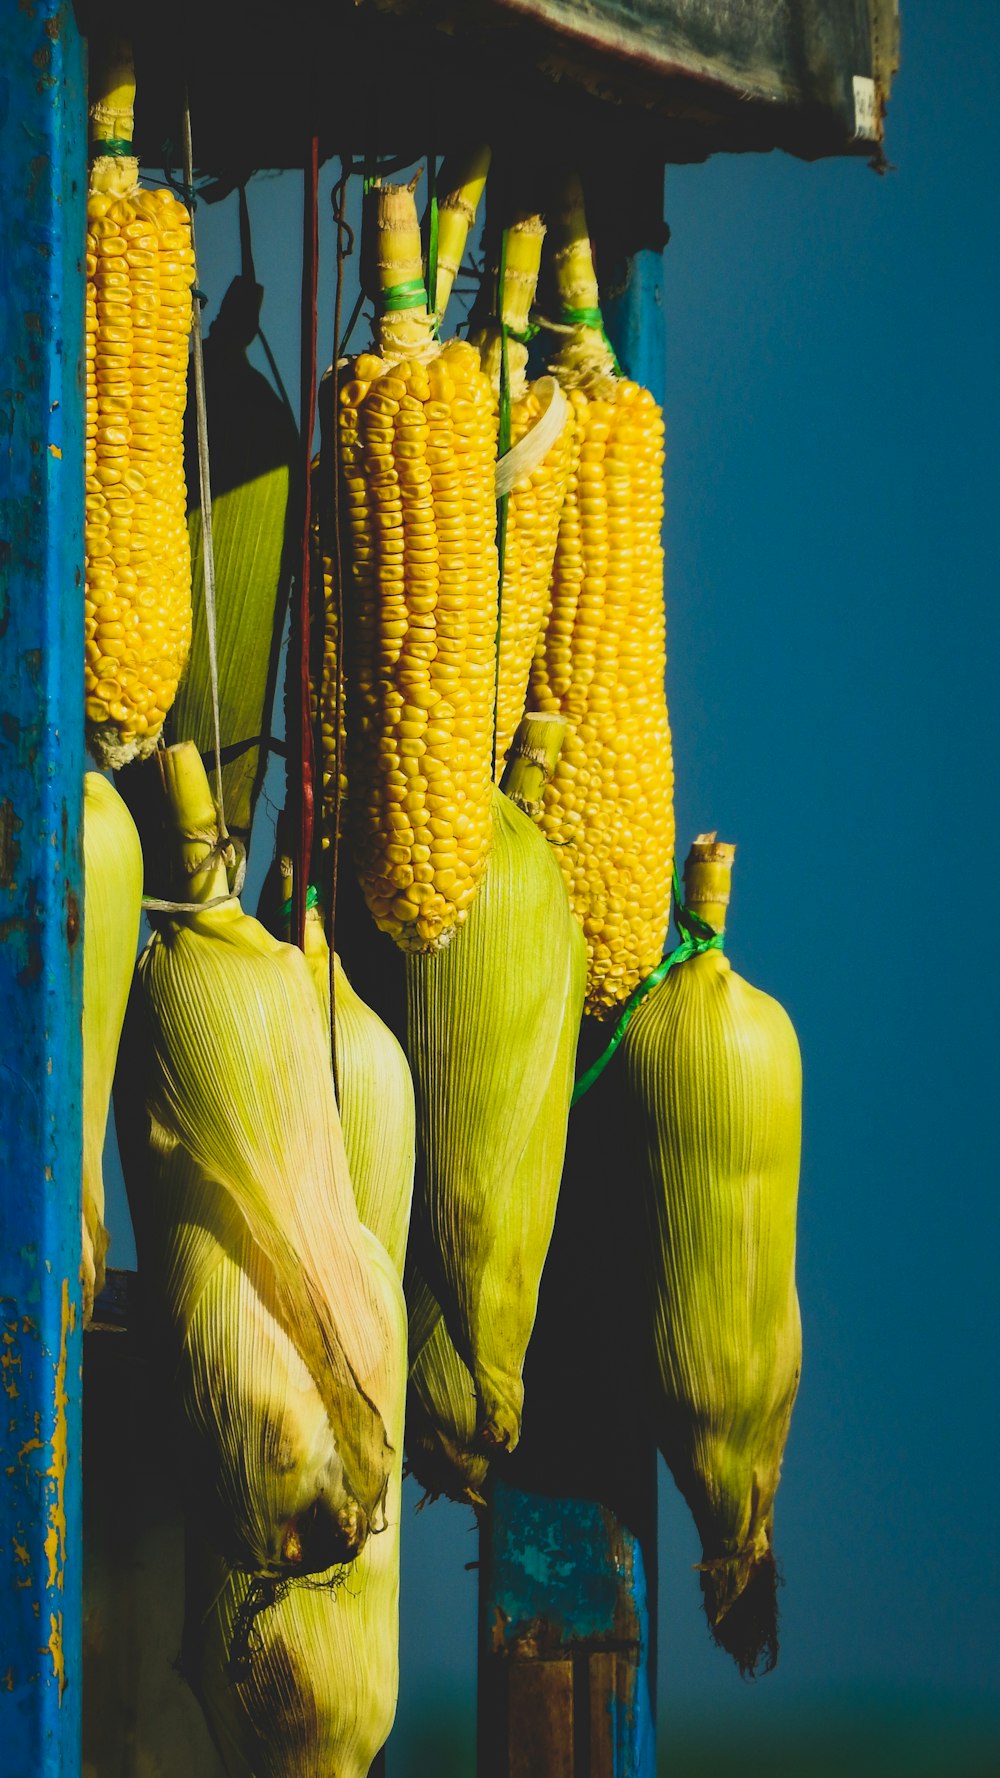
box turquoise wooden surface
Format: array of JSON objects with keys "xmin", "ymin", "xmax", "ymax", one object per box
[{"xmin": 0, "ymin": 2, "xmax": 87, "ymax": 1770}]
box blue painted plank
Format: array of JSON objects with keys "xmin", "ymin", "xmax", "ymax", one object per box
[{"xmin": 0, "ymin": 3, "xmax": 87, "ymax": 1772}]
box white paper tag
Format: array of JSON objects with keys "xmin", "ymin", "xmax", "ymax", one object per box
[{"xmin": 853, "ymin": 76, "xmax": 879, "ymax": 141}]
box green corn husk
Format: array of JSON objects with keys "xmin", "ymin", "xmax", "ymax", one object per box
[
  {"xmin": 622, "ymin": 835, "xmax": 802, "ymax": 1676},
  {"xmin": 116, "ymin": 743, "xmax": 402, "ymax": 1579},
  {"xmin": 172, "ymin": 274, "xmax": 297, "ymax": 845},
  {"xmin": 406, "ymin": 718, "xmax": 585, "ymax": 1453},
  {"xmin": 404, "ymin": 1266, "xmax": 487, "ymax": 1507},
  {"xmin": 82, "ymin": 772, "xmax": 143, "ymax": 1324},
  {"xmin": 185, "ymin": 1228, "xmax": 406, "ymax": 1778},
  {"xmin": 262, "ymin": 858, "xmax": 416, "ymax": 1281},
  {"xmin": 404, "ymin": 929, "xmax": 584, "ymax": 1503}
]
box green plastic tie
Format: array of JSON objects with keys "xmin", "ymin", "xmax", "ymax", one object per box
[
  {"xmin": 571, "ymin": 868, "xmax": 725, "ymax": 1105},
  {"xmin": 425, "ymin": 153, "xmax": 440, "ymax": 336},
  {"xmin": 507, "ymin": 320, "xmax": 541, "ymax": 345},
  {"xmin": 382, "ymin": 276, "xmax": 428, "ymax": 314},
  {"xmin": 90, "ymin": 137, "xmax": 135, "ymax": 160},
  {"xmin": 280, "ymin": 882, "xmax": 319, "ymax": 920},
  {"xmin": 559, "ymin": 303, "xmax": 623, "ymax": 377}
]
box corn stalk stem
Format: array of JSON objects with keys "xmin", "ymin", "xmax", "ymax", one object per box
[{"xmin": 500, "ymin": 712, "xmax": 566, "ymax": 815}]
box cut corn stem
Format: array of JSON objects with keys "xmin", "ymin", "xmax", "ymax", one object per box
[
  {"xmin": 434, "ymin": 145, "xmax": 492, "ymax": 322},
  {"xmin": 548, "ymin": 173, "xmax": 617, "ymax": 387},
  {"xmin": 372, "ymin": 182, "xmax": 436, "ymax": 363},
  {"xmin": 156, "ymin": 741, "xmax": 228, "ymax": 903},
  {"xmin": 477, "ymin": 213, "xmax": 545, "ymax": 398},
  {"xmin": 683, "ymin": 831, "xmax": 737, "ymax": 934},
  {"xmin": 500, "ymin": 712, "xmax": 566, "ymax": 817}
]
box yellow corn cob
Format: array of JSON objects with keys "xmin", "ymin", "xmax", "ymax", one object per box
[
  {"xmin": 82, "ymin": 773, "xmax": 143, "ymax": 1323},
  {"xmin": 476, "ymin": 216, "xmax": 576, "ymax": 769},
  {"xmin": 621, "ymin": 837, "xmax": 801, "ymax": 1674},
  {"xmin": 186, "ymin": 1227, "xmax": 407, "ymax": 1778},
  {"xmin": 84, "ymin": 40, "xmax": 194, "ymax": 767},
  {"xmin": 406, "ymin": 720, "xmax": 585, "ymax": 1452},
  {"xmin": 336, "ymin": 181, "xmax": 498, "ymax": 951},
  {"xmin": 529, "ymin": 176, "xmax": 674, "ymax": 1015},
  {"xmin": 116, "ymin": 744, "xmax": 402, "ymax": 1578}
]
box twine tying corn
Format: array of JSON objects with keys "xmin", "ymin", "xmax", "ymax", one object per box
[{"xmin": 571, "ymin": 866, "xmax": 724, "ymax": 1103}]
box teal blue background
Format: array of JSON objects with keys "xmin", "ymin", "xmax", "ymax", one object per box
[{"xmin": 103, "ymin": 0, "xmax": 1000, "ymax": 1768}]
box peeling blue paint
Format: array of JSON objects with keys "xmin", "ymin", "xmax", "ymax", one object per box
[{"xmin": 0, "ymin": 1, "xmax": 85, "ymax": 1771}]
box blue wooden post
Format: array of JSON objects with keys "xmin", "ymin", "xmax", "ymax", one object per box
[
  {"xmin": 0, "ymin": 2, "xmax": 87, "ymax": 1771},
  {"xmin": 478, "ymin": 204, "xmax": 667, "ymax": 1778}
]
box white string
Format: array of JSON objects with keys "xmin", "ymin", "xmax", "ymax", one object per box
[
  {"xmin": 181, "ymin": 91, "xmax": 228, "ymax": 843},
  {"xmin": 142, "ymin": 838, "xmax": 247, "ymax": 914}
]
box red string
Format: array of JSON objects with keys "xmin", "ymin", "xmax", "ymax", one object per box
[{"xmin": 294, "ymin": 134, "xmax": 320, "ymax": 951}]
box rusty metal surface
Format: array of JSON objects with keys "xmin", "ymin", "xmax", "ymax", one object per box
[{"xmin": 0, "ymin": 1, "xmax": 87, "ymax": 1768}]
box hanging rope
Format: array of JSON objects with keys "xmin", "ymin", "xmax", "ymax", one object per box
[
  {"xmin": 322, "ymin": 153, "xmax": 357, "ymax": 1104},
  {"xmin": 292, "ymin": 133, "xmax": 320, "ymax": 953},
  {"xmin": 143, "ymin": 92, "xmax": 238, "ymax": 917},
  {"xmin": 492, "ymin": 225, "xmax": 512, "ymax": 779},
  {"xmin": 180, "ymin": 90, "xmax": 228, "ymax": 845}
]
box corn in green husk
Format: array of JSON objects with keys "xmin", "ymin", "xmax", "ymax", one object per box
[
  {"xmin": 185, "ymin": 1229, "xmax": 406, "ymax": 1778},
  {"xmin": 404, "ymin": 941, "xmax": 584, "ymax": 1504},
  {"xmin": 404, "ymin": 1268, "xmax": 487, "ymax": 1507},
  {"xmin": 406, "ymin": 721, "xmax": 585, "ymax": 1455},
  {"xmin": 82, "ymin": 771, "xmax": 143, "ymax": 1323},
  {"xmin": 262, "ymin": 859, "xmax": 415, "ymax": 1280},
  {"xmin": 116, "ymin": 744, "xmax": 403, "ymax": 1579},
  {"xmin": 622, "ymin": 836, "xmax": 802, "ymax": 1675}
]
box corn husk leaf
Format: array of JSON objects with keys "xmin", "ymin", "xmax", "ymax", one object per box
[
  {"xmin": 82, "ymin": 772, "xmax": 143, "ymax": 1323},
  {"xmin": 173, "ymin": 277, "xmax": 297, "ymax": 843},
  {"xmin": 116, "ymin": 758, "xmax": 400, "ymax": 1577},
  {"xmin": 258, "ymin": 863, "xmax": 415, "ymax": 1281},
  {"xmin": 404, "ymin": 1268, "xmax": 487, "ymax": 1507},
  {"xmin": 622, "ymin": 943, "xmax": 802, "ymax": 1675},
  {"xmin": 186, "ymin": 1229, "xmax": 406, "ymax": 1778},
  {"xmin": 406, "ymin": 785, "xmax": 585, "ymax": 1452}
]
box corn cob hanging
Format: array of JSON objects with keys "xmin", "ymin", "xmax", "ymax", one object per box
[
  {"xmin": 266, "ymin": 855, "xmax": 415, "ymax": 1280},
  {"xmin": 405, "ymin": 1267, "xmax": 488, "ymax": 1507},
  {"xmin": 621, "ymin": 836, "xmax": 801, "ymax": 1674},
  {"xmin": 475, "ymin": 214, "xmax": 575, "ymax": 770},
  {"xmin": 185, "ymin": 1227, "xmax": 407, "ymax": 1778},
  {"xmin": 81, "ymin": 772, "xmax": 143, "ymax": 1323},
  {"xmin": 85, "ymin": 38, "xmax": 194, "ymax": 767},
  {"xmin": 335, "ymin": 178, "xmax": 498, "ymax": 951},
  {"xmin": 528, "ymin": 174, "xmax": 674, "ymax": 1015},
  {"xmin": 116, "ymin": 743, "xmax": 403, "ymax": 1579},
  {"xmin": 406, "ymin": 717, "xmax": 585, "ymax": 1454}
]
